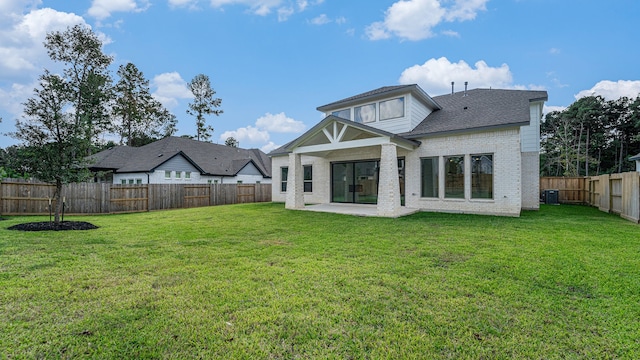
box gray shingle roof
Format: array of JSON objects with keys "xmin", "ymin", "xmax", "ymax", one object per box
[
  {"xmin": 401, "ymin": 88, "xmax": 548, "ymax": 138},
  {"xmin": 89, "ymin": 136, "xmax": 271, "ymax": 177}
]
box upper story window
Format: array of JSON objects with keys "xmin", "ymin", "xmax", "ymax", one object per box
[
  {"xmin": 354, "ymin": 103, "xmax": 376, "ymax": 124},
  {"xmin": 165, "ymin": 171, "xmax": 171, "ymax": 179},
  {"xmin": 332, "ymin": 109, "xmax": 351, "ymax": 120},
  {"xmin": 380, "ymin": 97, "xmax": 404, "ymax": 120}
]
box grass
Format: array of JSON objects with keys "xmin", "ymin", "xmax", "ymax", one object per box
[{"xmin": 1, "ymin": 203, "xmax": 639, "ymax": 359}]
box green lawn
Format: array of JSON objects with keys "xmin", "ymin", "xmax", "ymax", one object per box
[{"xmin": 1, "ymin": 204, "xmax": 639, "ymax": 359}]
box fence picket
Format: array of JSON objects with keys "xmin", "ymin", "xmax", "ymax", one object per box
[{"xmin": 0, "ymin": 179, "xmax": 272, "ymax": 215}]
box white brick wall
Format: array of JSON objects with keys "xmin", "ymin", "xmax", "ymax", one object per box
[
  {"xmin": 272, "ymin": 128, "xmax": 526, "ymax": 216},
  {"xmin": 404, "ymin": 129, "xmax": 523, "ymax": 216},
  {"xmin": 521, "ymin": 152, "xmax": 540, "ymax": 210}
]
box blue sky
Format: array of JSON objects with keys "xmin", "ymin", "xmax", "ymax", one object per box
[{"xmin": 1, "ymin": 0, "xmax": 639, "ymax": 152}]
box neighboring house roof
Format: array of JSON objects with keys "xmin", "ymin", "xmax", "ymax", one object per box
[
  {"xmin": 88, "ymin": 145, "xmax": 138, "ymax": 171},
  {"xmin": 630, "ymin": 153, "xmax": 640, "ymax": 161},
  {"xmin": 402, "ymin": 89, "xmax": 548, "ymax": 138},
  {"xmin": 317, "ymin": 84, "xmax": 441, "ymax": 113},
  {"xmin": 89, "ymin": 136, "xmax": 271, "ymax": 177}
]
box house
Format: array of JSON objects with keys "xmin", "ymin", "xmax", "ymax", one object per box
[
  {"xmin": 89, "ymin": 136, "xmax": 271, "ymax": 184},
  {"xmin": 270, "ymin": 84, "xmax": 547, "ymax": 217},
  {"xmin": 631, "ymin": 153, "xmax": 640, "ymax": 172}
]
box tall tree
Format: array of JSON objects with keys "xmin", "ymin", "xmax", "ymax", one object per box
[
  {"xmin": 12, "ymin": 71, "xmax": 92, "ymax": 225},
  {"xmin": 44, "ymin": 24, "xmax": 113, "ymax": 149},
  {"xmin": 540, "ymin": 95, "xmax": 640, "ymax": 176},
  {"xmin": 186, "ymin": 74, "xmax": 222, "ymax": 141},
  {"xmin": 113, "ymin": 63, "xmax": 175, "ymax": 146},
  {"xmin": 225, "ymin": 136, "xmax": 239, "ymax": 147}
]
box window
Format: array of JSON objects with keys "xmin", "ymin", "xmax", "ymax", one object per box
[
  {"xmin": 332, "ymin": 109, "xmax": 351, "ymax": 120},
  {"xmin": 185, "ymin": 172, "xmax": 191, "ymax": 179},
  {"xmin": 421, "ymin": 157, "xmax": 439, "ymax": 198},
  {"xmin": 380, "ymin": 97, "xmax": 404, "ymax": 120},
  {"xmin": 354, "ymin": 103, "xmax": 376, "ymax": 123},
  {"xmin": 121, "ymin": 179, "xmax": 127, "ymax": 185},
  {"xmin": 207, "ymin": 179, "xmax": 212, "ymax": 184},
  {"xmin": 256, "ymin": 181, "xmax": 261, "ymax": 184},
  {"xmin": 175, "ymin": 171, "xmax": 181, "ymax": 179},
  {"xmin": 165, "ymin": 171, "xmax": 171, "ymax": 179},
  {"xmin": 304, "ymin": 165, "xmax": 313, "ymax": 192},
  {"xmin": 128, "ymin": 179, "xmax": 134, "ymax": 184},
  {"xmin": 472, "ymin": 154, "xmax": 493, "ymax": 199},
  {"xmin": 237, "ymin": 180, "xmax": 243, "ymax": 184},
  {"xmin": 445, "ymin": 156, "xmax": 464, "ymax": 199},
  {"xmin": 214, "ymin": 180, "xmax": 219, "ymax": 184},
  {"xmin": 136, "ymin": 178, "xmax": 142, "ymax": 184},
  {"xmin": 281, "ymin": 167, "xmax": 288, "ymax": 192}
]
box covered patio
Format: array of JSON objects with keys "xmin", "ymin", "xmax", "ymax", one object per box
[{"xmin": 283, "ymin": 115, "xmax": 420, "ymax": 218}]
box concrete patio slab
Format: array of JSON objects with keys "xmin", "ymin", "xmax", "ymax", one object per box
[{"xmin": 302, "ymin": 203, "xmax": 420, "ymax": 218}]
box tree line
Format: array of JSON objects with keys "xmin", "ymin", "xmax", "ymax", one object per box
[
  {"xmin": 1, "ymin": 24, "xmax": 223, "ymax": 223},
  {"xmin": 541, "ymin": 95, "xmax": 640, "ymax": 176}
]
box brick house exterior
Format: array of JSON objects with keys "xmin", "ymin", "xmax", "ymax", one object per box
[{"xmin": 270, "ymin": 85, "xmax": 547, "ymax": 217}]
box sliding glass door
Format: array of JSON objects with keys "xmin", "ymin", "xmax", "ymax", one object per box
[{"xmin": 331, "ymin": 161, "xmax": 379, "ymax": 204}]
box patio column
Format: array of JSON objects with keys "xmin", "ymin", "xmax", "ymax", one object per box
[
  {"xmin": 377, "ymin": 143, "xmax": 401, "ymax": 217},
  {"xmin": 285, "ymin": 153, "xmax": 305, "ymax": 209}
]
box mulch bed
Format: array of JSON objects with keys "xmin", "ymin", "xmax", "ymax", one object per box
[{"xmin": 8, "ymin": 221, "xmax": 99, "ymax": 231}]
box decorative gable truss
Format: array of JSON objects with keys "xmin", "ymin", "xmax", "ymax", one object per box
[{"xmin": 287, "ymin": 116, "xmax": 419, "ymax": 155}]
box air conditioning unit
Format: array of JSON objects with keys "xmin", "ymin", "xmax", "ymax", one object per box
[{"xmin": 544, "ymin": 189, "xmax": 559, "ymax": 205}]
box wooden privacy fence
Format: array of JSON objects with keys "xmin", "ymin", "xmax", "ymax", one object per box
[
  {"xmin": 541, "ymin": 174, "xmax": 640, "ymax": 223},
  {"xmin": 540, "ymin": 177, "xmax": 588, "ymax": 204},
  {"xmin": 0, "ymin": 179, "xmax": 271, "ymax": 215}
]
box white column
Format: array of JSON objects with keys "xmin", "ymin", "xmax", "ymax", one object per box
[
  {"xmin": 285, "ymin": 153, "xmax": 305, "ymax": 209},
  {"xmin": 377, "ymin": 143, "xmax": 401, "ymax": 217}
]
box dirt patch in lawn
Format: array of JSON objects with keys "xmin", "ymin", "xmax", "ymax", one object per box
[{"xmin": 8, "ymin": 221, "xmax": 99, "ymax": 231}]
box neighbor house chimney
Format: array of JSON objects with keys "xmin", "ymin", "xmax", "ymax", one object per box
[
  {"xmin": 464, "ymin": 81, "xmax": 468, "ymax": 96},
  {"xmin": 451, "ymin": 81, "xmax": 455, "ymax": 95}
]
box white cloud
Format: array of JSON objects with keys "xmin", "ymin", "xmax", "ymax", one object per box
[
  {"xmin": 0, "ymin": 8, "xmax": 87, "ymax": 79},
  {"xmin": 220, "ymin": 111, "xmax": 304, "ymax": 149},
  {"xmin": 366, "ymin": 0, "xmax": 487, "ymax": 41},
  {"xmin": 206, "ymin": 0, "xmax": 321, "ymax": 19},
  {"xmin": 168, "ymin": 0, "xmax": 200, "ymax": 8},
  {"xmin": 0, "ymin": 4, "xmax": 91, "ymax": 125},
  {"xmin": 209, "ymin": 0, "xmax": 283, "ymax": 16},
  {"xmin": 310, "ymin": 14, "xmax": 330, "ymax": 25},
  {"xmin": 151, "ymin": 72, "xmax": 193, "ymax": 109},
  {"xmin": 574, "ymin": 80, "xmax": 640, "ymax": 101},
  {"xmin": 399, "ymin": 57, "xmax": 513, "ymax": 94},
  {"xmin": 277, "ymin": 6, "xmax": 294, "ymax": 21},
  {"xmin": 444, "ymin": 0, "xmax": 487, "ymax": 21},
  {"xmin": 255, "ymin": 112, "xmax": 305, "ymax": 133},
  {"xmin": 544, "ymin": 105, "xmax": 566, "ymax": 114},
  {"xmin": 88, "ymin": 0, "xmax": 150, "ymax": 20},
  {"xmin": 260, "ymin": 141, "xmax": 280, "ymax": 153},
  {"xmin": 0, "ymin": 81, "xmax": 37, "ymax": 117},
  {"xmin": 220, "ymin": 126, "xmax": 270, "ymax": 144}
]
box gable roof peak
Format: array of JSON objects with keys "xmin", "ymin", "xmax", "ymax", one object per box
[{"xmin": 316, "ymin": 84, "xmax": 441, "ymax": 112}]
